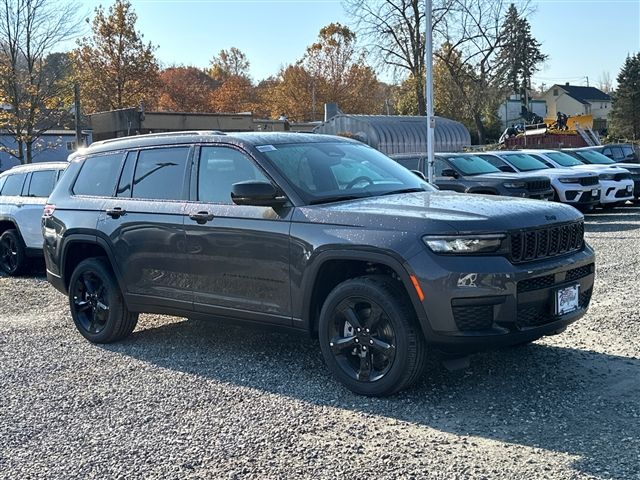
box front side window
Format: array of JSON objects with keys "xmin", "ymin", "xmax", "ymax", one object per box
[
  {"xmin": 73, "ymin": 153, "xmax": 124, "ymax": 197},
  {"xmin": 480, "ymin": 155, "xmax": 510, "ymax": 170},
  {"xmin": 27, "ymin": 170, "xmax": 58, "ymax": 197},
  {"xmin": 434, "ymin": 158, "xmax": 450, "ymax": 176},
  {"xmin": 622, "ymin": 146, "xmax": 635, "ymax": 158},
  {"xmin": 261, "ymin": 142, "xmax": 432, "ymax": 204},
  {"xmin": 394, "ymin": 157, "xmax": 420, "ymax": 170},
  {"xmin": 132, "ymin": 147, "xmax": 190, "ymax": 200},
  {"xmin": 610, "ymin": 147, "xmax": 624, "ymax": 161},
  {"xmin": 0, "ymin": 173, "xmax": 27, "ymax": 196},
  {"xmin": 198, "ymin": 146, "xmax": 268, "ymax": 204},
  {"xmin": 447, "ymin": 155, "xmax": 501, "ymax": 176},
  {"xmin": 0, "ymin": 176, "xmax": 6, "ymax": 193}
]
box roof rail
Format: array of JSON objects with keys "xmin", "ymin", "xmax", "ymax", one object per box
[{"xmin": 91, "ymin": 130, "xmax": 227, "ymax": 147}]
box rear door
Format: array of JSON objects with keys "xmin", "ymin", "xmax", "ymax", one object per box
[
  {"xmin": 99, "ymin": 147, "xmax": 192, "ymax": 310},
  {"xmin": 0, "ymin": 172, "xmax": 27, "ymax": 236},
  {"xmin": 184, "ymin": 145, "xmax": 292, "ymax": 325},
  {"xmin": 14, "ymin": 169, "xmax": 61, "ymax": 249}
]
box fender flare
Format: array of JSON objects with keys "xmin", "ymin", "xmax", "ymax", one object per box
[{"xmin": 60, "ymin": 233, "xmax": 124, "ymax": 290}]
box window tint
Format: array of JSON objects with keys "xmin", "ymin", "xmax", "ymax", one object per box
[
  {"xmin": 1, "ymin": 173, "xmax": 27, "ymax": 196},
  {"xmin": 198, "ymin": 147, "xmax": 268, "ymax": 204},
  {"xmin": 27, "ymin": 170, "xmax": 58, "ymax": 197},
  {"xmin": 395, "ymin": 157, "xmax": 420, "ymax": 170},
  {"xmin": 500, "ymin": 153, "xmax": 549, "ymax": 171},
  {"xmin": 116, "ymin": 151, "xmax": 137, "ymax": 197},
  {"xmin": 480, "ymin": 155, "xmax": 509, "ymax": 170},
  {"xmin": 132, "ymin": 147, "xmax": 190, "ymax": 200},
  {"xmin": 545, "ymin": 152, "xmax": 583, "ymax": 167},
  {"xmin": 610, "ymin": 147, "xmax": 624, "ymax": 161},
  {"xmin": 574, "ymin": 150, "xmax": 613, "ymax": 165},
  {"xmin": 73, "ymin": 153, "xmax": 124, "ymax": 196},
  {"xmin": 602, "ymin": 148, "xmax": 612, "ymax": 158}
]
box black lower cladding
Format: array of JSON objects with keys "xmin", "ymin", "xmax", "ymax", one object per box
[{"xmin": 452, "ymin": 263, "xmax": 595, "ymax": 332}]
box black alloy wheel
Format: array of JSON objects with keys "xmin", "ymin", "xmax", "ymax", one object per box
[
  {"xmin": 319, "ymin": 275, "xmax": 428, "ymax": 396},
  {"xmin": 69, "ymin": 258, "xmax": 138, "ymax": 343},
  {"xmin": 0, "ymin": 229, "xmax": 26, "ymax": 275}
]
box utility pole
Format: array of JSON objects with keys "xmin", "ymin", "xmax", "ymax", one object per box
[
  {"xmin": 74, "ymin": 82, "xmax": 82, "ymax": 149},
  {"xmin": 425, "ymin": 0, "xmax": 435, "ymax": 184}
]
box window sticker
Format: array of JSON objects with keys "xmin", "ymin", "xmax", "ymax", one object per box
[{"xmin": 256, "ymin": 145, "xmax": 277, "ymax": 152}]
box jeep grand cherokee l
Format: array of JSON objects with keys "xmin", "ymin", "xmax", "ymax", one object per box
[
  {"xmin": 43, "ymin": 132, "xmax": 595, "ymax": 396},
  {"xmin": 391, "ymin": 152, "xmax": 554, "ymax": 199},
  {"xmin": 0, "ymin": 162, "xmax": 68, "ymax": 275}
]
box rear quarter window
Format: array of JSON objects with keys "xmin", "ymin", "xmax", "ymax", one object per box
[{"xmin": 73, "ymin": 153, "xmax": 124, "ymax": 197}]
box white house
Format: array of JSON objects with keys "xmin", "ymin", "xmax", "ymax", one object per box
[{"xmin": 541, "ymin": 83, "xmax": 612, "ymax": 131}]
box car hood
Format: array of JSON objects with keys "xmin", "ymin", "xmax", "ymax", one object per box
[
  {"xmin": 294, "ymin": 191, "xmax": 582, "ymax": 234},
  {"xmin": 569, "ymin": 165, "xmax": 629, "ymax": 174},
  {"xmin": 613, "ymin": 163, "xmax": 640, "ymax": 173},
  {"xmin": 467, "ymin": 172, "xmax": 545, "ymax": 181}
]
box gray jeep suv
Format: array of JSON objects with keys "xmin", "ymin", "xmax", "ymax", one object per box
[{"xmin": 43, "ymin": 132, "xmax": 595, "ymax": 396}]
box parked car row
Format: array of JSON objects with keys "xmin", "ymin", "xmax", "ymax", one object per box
[
  {"xmin": 0, "ymin": 131, "xmax": 598, "ymax": 397},
  {"xmin": 390, "ymin": 147, "xmax": 639, "ymax": 211}
]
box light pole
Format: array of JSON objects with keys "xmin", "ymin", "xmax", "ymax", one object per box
[{"xmin": 425, "ymin": 0, "xmax": 435, "ymax": 184}]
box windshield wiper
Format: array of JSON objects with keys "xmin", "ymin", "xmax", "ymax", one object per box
[
  {"xmin": 309, "ymin": 194, "xmax": 366, "ymax": 205},
  {"xmin": 378, "ymin": 187, "xmax": 426, "ymax": 196}
]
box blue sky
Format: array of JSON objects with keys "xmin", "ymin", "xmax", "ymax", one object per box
[{"xmin": 73, "ymin": 0, "xmax": 640, "ymax": 89}]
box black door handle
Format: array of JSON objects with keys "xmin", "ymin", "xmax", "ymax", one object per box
[
  {"xmin": 106, "ymin": 207, "xmax": 126, "ymax": 218},
  {"xmin": 189, "ymin": 211, "xmax": 214, "ymax": 224}
]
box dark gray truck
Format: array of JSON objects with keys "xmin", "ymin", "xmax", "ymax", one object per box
[
  {"xmin": 392, "ymin": 152, "xmax": 554, "ymax": 199},
  {"xmin": 43, "ymin": 132, "xmax": 594, "ymax": 396}
]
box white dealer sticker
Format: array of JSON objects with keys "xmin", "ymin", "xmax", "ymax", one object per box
[{"xmin": 256, "ymin": 145, "xmax": 277, "ymax": 152}]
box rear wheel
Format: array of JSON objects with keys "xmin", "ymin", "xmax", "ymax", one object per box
[
  {"xmin": 69, "ymin": 258, "xmax": 138, "ymax": 343},
  {"xmin": 0, "ymin": 229, "xmax": 26, "ymax": 276},
  {"xmin": 318, "ymin": 275, "xmax": 428, "ymax": 396}
]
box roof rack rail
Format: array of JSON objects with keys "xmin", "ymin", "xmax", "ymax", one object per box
[{"xmin": 91, "ymin": 130, "xmax": 227, "ymax": 147}]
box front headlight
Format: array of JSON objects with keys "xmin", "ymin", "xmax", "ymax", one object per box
[
  {"xmin": 423, "ymin": 234, "xmax": 506, "ymax": 254},
  {"xmin": 503, "ymin": 181, "xmax": 526, "ymax": 189},
  {"xmin": 558, "ymin": 177, "xmax": 578, "ymax": 183},
  {"xmin": 599, "ymin": 173, "xmax": 615, "ymax": 181}
]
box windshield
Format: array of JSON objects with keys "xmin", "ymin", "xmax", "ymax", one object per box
[
  {"xmin": 545, "ymin": 151, "xmax": 584, "ymax": 167},
  {"xmin": 447, "ymin": 155, "xmax": 501, "ymax": 176},
  {"xmin": 260, "ymin": 142, "xmax": 434, "ymax": 204},
  {"xmin": 501, "ymin": 153, "xmax": 549, "ymax": 171},
  {"xmin": 574, "ymin": 150, "xmax": 615, "ymax": 165}
]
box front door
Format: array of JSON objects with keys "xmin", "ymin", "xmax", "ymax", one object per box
[{"xmin": 183, "ymin": 145, "xmax": 292, "ymax": 325}]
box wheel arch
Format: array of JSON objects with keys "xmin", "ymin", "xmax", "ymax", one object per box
[
  {"xmin": 300, "ymin": 249, "xmax": 429, "ymax": 339},
  {"xmin": 60, "ymin": 234, "xmax": 123, "ymax": 293}
]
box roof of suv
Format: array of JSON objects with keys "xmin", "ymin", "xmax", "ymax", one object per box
[
  {"xmin": 72, "ymin": 131, "xmax": 353, "ymax": 159},
  {"xmin": 0, "ymin": 161, "xmax": 68, "ymax": 176}
]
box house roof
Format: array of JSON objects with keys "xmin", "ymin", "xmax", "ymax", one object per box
[{"xmin": 554, "ymin": 84, "xmax": 611, "ymax": 104}]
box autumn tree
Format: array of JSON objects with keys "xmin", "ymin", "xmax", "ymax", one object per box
[
  {"xmin": 261, "ymin": 65, "xmax": 314, "ymax": 121},
  {"xmin": 73, "ymin": 0, "xmax": 160, "ymax": 113},
  {"xmin": 609, "ymin": 53, "xmax": 640, "ymax": 140},
  {"xmin": 0, "ymin": 0, "xmax": 79, "ymax": 164},
  {"xmin": 210, "ymin": 75, "xmax": 255, "ymax": 113},
  {"xmin": 209, "ymin": 47, "xmax": 250, "ymax": 82},
  {"xmin": 158, "ymin": 66, "xmax": 218, "ymax": 112}
]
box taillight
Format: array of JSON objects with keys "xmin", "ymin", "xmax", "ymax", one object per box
[{"xmin": 43, "ymin": 204, "xmax": 56, "ymax": 217}]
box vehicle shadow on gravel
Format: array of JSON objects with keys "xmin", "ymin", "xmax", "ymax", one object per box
[{"xmin": 104, "ymin": 318, "xmax": 640, "ymax": 479}]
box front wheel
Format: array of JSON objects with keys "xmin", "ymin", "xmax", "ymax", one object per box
[
  {"xmin": 68, "ymin": 258, "xmax": 138, "ymax": 343},
  {"xmin": 318, "ymin": 275, "xmax": 428, "ymax": 396}
]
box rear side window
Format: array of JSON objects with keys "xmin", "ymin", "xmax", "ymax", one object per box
[
  {"xmin": 132, "ymin": 147, "xmax": 190, "ymax": 200},
  {"xmin": 27, "ymin": 170, "xmax": 58, "ymax": 197},
  {"xmin": 1, "ymin": 173, "xmax": 27, "ymax": 196},
  {"xmin": 73, "ymin": 153, "xmax": 124, "ymax": 197}
]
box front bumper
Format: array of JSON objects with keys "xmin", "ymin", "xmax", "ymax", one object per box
[
  {"xmin": 406, "ymin": 244, "xmax": 595, "ymax": 353},
  {"xmin": 599, "ymin": 179, "xmax": 634, "ymax": 204},
  {"xmin": 555, "ymin": 184, "xmax": 600, "ymax": 207}
]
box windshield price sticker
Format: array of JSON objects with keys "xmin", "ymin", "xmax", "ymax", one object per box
[
  {"xmin": 256, "ymin": 145, "xmax": 277, "ymax": 152},
  {"xmin": 556, "ymin": 284, "xmax": 579, "ymax": 315}
]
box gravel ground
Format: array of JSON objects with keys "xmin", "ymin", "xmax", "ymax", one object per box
[{"xmin": 1, "ymin": 207, "xmax": 639, "ymax": 479}]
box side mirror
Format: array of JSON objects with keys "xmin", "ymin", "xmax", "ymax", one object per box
[
  {"xmin": 441, "ymin": 168, "xmax": 458, "ymax": 178},
  {"xmin": 411, "ymin": 170, "xmax": 426, "ymax": 180},
  {"xmin": 231, "ymin": 181, "xmax": 287, "ymax": 207}
]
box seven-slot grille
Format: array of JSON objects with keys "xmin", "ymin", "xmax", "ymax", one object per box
[
  {"xmin": 510, "ymin": 221, "xmax": 584, "ymax": 263},
  {"xmin": 578, "ymin": 176, "xmax": 599, "ymax": 186},
  {"xmin": 525, "ymin": 179, "xmax": 551, "ymax": 191}
]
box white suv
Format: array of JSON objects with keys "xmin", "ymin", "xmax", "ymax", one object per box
[
  {"xmin": 0, "ymin": 162, "xmax": 68, "ymax": 275},
  {"xmin": 479, "ymin": 152, "xmax": 601, "ymax": 211},
  {"xmin": 520, "ymin": 149, "xmax": 634, "ymax": 208}
]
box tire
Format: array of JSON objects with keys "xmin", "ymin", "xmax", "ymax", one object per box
[
  {"xmin": 68, "ymin": 257, "xmax": 138, "ymax": 343},
  {"xmin": 0, "ymin": 229, "xmax": 27, "ymax": 276},
  {"xmin": 318, "ymin": 275, "xmax": 428, "ymax": 396}
]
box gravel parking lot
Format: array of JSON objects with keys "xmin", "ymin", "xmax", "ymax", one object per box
[{"xmin": 1, "ymin": 207, "xmax": 639, "ymax": 480}]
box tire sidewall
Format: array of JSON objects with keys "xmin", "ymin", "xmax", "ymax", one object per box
[
  {"xmin": 68, "ymin": 258, "xmax": 125, "ymax": 343},
  {"xmin": 318, "ymin": 279, "xmax": 414, "ymax": 396},
  {"xmin": 0, "ymin": 229, "xmax": 26, "ymax": 275}
]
